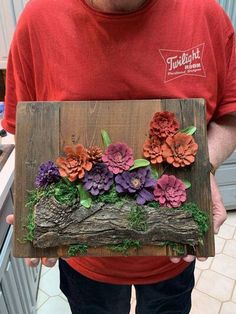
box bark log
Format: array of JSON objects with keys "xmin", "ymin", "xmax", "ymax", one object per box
[{"xmin": 33, "ymin": 197, "xmax": 200, "ymax": 249}]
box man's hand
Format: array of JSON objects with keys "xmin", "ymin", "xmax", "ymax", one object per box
[
  {"xmin": 170, "ymin": 174, "xmax": 227, "ymax": 264},
  {"xmin": 210, "ymin": 174, "xmax": 227, "ymax": 233},
  {"xmin": 6, "ymin": 214, "xmax": 58, "ymax": 268}
]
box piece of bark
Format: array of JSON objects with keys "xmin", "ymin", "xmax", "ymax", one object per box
[{"xmin": 33, "ymin": 197, "xmax": 200, "ymax": 249}]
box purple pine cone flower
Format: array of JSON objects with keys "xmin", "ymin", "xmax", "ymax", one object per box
[
  {"xmin": 154, "ymin": 174, "xmax": 187, "ymax": 208},
  {"xmin": 115, "ymin": 167, "xmax": 156, "ymax": 205},
  {"xmin": 83, "ymin": 163, "xmax": 113, "ymax": 196},
  {"xmin": 35, "ymin": 161, "xmax": 61, "ymax": 188},
  {"xmin": 102, "ymin": 142, "xmax": 134, "ymax": 174}
]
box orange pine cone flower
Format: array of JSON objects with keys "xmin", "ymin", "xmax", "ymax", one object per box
[
  {"xmin": 162, "ymin": 133, "xmax": 198, "ymax": 167},
  {"xmin": 56, "ymin": 144, "xmax": 92, "ymax": 181},
  {"xmin": 87, "ymin": 146, "xmax": 103, "ymax": 164},
  {"xmin": 149, "ymin": 111, "xmax": 180, "ymax": 140},
  {"xmin": 143, "ymin": 138, "xmax": 164, "ymax": 164}
]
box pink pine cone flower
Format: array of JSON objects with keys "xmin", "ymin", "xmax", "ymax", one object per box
[
  {"xmin": 102, "ymin": 142, "xmax": 134, "ymax": 174},
  {"xmin": 154, "ymin": 174, "xmax": 187, "ymax": 208}
]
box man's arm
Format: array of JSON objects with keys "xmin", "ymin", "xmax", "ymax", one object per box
[
  {"xmin": 208, "ymin": 113, "xmax": 236, "ymax": 170},
  {"xmin": 208, "ymin": 113, "xmax": 236, "ymax": 234}
]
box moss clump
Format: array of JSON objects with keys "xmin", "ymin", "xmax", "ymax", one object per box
[
  {"xmin": 163, "ymin": 241, "xmax": 186, "ymax": 255},
  {"xmin": 23, "ymin": 210, "xmax": 35, "ymax": 242},
  {"xmin": 53, "ymin": 180, "xmax": 78, "ymax": 204},
  {"xmin": 179, "ymin": 202, "xmax": 209, "ymax": 237},
  {"xmin": 128, "ymin": 206, "xmax": 148, "ymax": 231},
  {"xmin": 110, "ymin": 239, "xmax": 141, "ymax": 255},
  {"xmin": 95, "ymin": 186, "xmax": 122, "ymax": 204},
  {"xmin": 68, "ymin": 244, "xmax": 88, "ymax": 257},
  {"xmin": 147, "ymin": 201, "xmax": 160, "ymax": 209}
]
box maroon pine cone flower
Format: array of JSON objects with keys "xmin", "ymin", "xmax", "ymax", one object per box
[
  {"xmin": 56, "ymin": 144, "xmax": 92, "ymax": 181},
  {"xmin": 102, "ymin": 142, "xmax": 134, "ymax": 174},
  {"xmin": 143, "ymin": 138, "xmax": 164, "ymax": 164},
  {"xmin": 162, "ymin": 133, "xmax": 198, "ymax": 167},
  {"xmin": 149, "ymin": 111, "xmax": 180, "ymax": 140},
  {"xmin": 154, "ymin": 174, "xmax": 187, "ymax": 208},
  {"xmin": 87, "ymin": 146, "xmax": 103, "ymax": 164}
]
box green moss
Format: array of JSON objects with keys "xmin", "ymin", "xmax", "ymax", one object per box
[
  {"xmin": 68, "ymin": 244, "xmax": 88, "ymax": 257},
  {"xmin": 53, "ymin": 180, "xmax": 78, "ymax": 204},
  {"xmin": 23, "ymin": 210, "xmax": 35, "ymax": 242},
  {"xmin": 95, "ymin": 186, "xmax": 122, "ymax": 204},
  {"xmin": 128, "ymin": 206, "xmax": 147, "ymax": 231},
  {"xmin": 110, "ymin": 239, "xmax": 141, "ymax": 255},
  {"xmin": 179, "ymin": 202, "xmax": 209, "ymax": 237},
  {"xmin": 147, "ymin": 201, "xmax": 160, "ymax": 209},
  {"xmin": 163, "ymin": 241, "xmax": 186, "ymax": 255}
]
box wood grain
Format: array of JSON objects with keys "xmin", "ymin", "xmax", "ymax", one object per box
[{"xmin": 13, "ymin": 99, "xmax": 214, "ymax": 257}]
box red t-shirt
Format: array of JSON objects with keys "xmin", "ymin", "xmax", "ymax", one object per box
[{"xmin": 3, "ymin": 0, "xmax": 236, "ymax": 284}]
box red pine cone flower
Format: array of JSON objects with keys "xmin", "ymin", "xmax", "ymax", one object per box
[
  {"xmin": 56, "ymin": 144, "xmax": 92, "ymax": 181},
  {"xmin": 87, "ymin": 146, "xmax": 103, "ymax": 164},
  {"xmin": 162, "ymin": 133, "xmax": 198, "ymax": 167},
  {"xmin": 149, "ymin": 111, "xmax": 180, "ymax": 140},
  {"xmin": 154, "ymin": 174, "xmax": 187, "ymax": 208},
  {"xmin": 143, "ymin": 138, "xmax": 164, "ymax": 164}
]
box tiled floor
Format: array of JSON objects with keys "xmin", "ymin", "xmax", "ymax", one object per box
[{"xmin": 37, "ymin": 211, "xmax": 236, "ymax": 314}]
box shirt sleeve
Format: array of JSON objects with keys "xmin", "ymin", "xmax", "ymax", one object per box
[
  {"xmin": 1, "ymin": 11, "xmax": 36, "ymax": 135},
  {"xmin": 214, "ymin": 30, "xmax": 236, "ymax": 120}
]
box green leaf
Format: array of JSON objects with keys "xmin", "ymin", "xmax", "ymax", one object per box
[
  {"xmin": 182, "ymin": 179, "xmax": 191, "ymax": 189},
  {"xmin": 129, "ymin": 159, "xmax": 150, "ymax": 171},
  {"xmin": 101, "ymin": 129, "xmax": 112, "ymax": 148},
  {"xmin": 181, "ymin": 126, "xmax": 197, "ymax": 135},
  {"xmin": 150, "ymin": 165, "xmax": 159, "ymax": 179},
  {"xmin": 77, "ymin": 184, "xmax": 92, "ymax": 208}
]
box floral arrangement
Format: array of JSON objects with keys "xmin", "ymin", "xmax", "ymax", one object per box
[
  {"xmin": 34, "ymin": 111, "xmax": 198, "ymax": 208},
  {"xmin": 26, "ymin": 111, "xmax": 209, "ymax": 255}
]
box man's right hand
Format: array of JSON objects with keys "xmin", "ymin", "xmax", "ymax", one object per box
[{"xmin": 6, "ymin": 214, "xmax": 58, "ymax": 268}]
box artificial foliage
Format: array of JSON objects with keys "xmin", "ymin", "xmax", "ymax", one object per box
[{"xmin": 24, "ymin": 111, "xmax": 210, "ymax": 256}]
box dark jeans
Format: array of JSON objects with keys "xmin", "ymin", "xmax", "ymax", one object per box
[{"xmin": 59, "ymin": 259, "xmax": 195, "ymax": 314}]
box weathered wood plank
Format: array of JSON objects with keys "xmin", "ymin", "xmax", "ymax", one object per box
[
  {"xmin": 14, "ymin": 102, "xmax": 60, "ymax": 257},
  {"xmin": 13, "ymin": 99, "xmax": 214, "ymax": 257}
]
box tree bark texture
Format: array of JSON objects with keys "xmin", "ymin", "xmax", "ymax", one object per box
[{"xmin": 33, "ymin": 197, "xmax": 200, "ymax": 249}]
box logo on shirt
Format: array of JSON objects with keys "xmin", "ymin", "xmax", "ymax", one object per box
[{"xmin": 159, "ymin": 43, "xmax": 206, "ymax": 83}]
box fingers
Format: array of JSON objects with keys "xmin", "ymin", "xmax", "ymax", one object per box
[
  {"xmin": 169, "ymin": 255, "xmax": 195, "ymax": 263},
  {"xmin": 41, "ymin": 257, "xmax": 58, "ymax": 267},
  {"xmin": 197, "ymin": 257, "xmax": 207, "ymax": 262},
  {"xmin": 24, "ymin": 257, "xmax": 57, "ymax": 268},
  {"xmin": 182, "ymin": 255, "xmax": 195, "ymax": 263},
  {"xmin": 210, "ymin": 174, "xmax": 227, "ymax": 234},
  {"xmin": 169, "ymin": 257, "xmax": 181, "ymax": 263},
  {"xmin": 25, "ymin": 258, "xmax": 40, "ymax": 267},
  {"xmin": 6, "ymin": 214, "xmax": 14, "ymax": 225}
]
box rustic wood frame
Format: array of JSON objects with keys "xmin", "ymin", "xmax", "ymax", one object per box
[{"xmin": 13, "ymin": 99, "xmax": 214, "ymax": 257}]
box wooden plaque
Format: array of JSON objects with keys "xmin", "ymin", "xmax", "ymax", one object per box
[{"xmin": 13, "ymin": 99, "xmax": 214, "ymax": 257}]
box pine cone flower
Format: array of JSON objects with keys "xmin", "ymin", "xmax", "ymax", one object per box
[
  {"xmin": 162, "ymin": 133, "xmax": 198, "ymax": 167},
  {"xmin": 143, "ymin": 138, "xmax": 164, "ymax": 164},
  {"xmin": 35, "ymin": 161, "xmax": 60, "ymax": 188},
  {"xmin": 83, "ymin": 163, "xmax": 113, "ymax": 196},
  {"xmin": 149, "ymin": 111, "xmax": 180, "ymax": 140},
  {"xmin": 154, "ymin": 174, "xmax": 187, "ymax": 208},
  {"xmin": 102, "ymin": 142, "xmax": 134, "ymax": 174},
  {"xmin": 87, "ymin": 146, "xmax": 103, "ymax": 164},
  {"xmin": 56, "ymin": 144, "xmax": 92, "ymax": 181},
  {"xmin": 115, "ymin": 167, "xmax": 156, "ymax": 205}
]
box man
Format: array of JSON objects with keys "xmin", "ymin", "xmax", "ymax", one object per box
[{"xmin": 3, "ymin": 0, "xmax": 236, "ymax": 313}]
